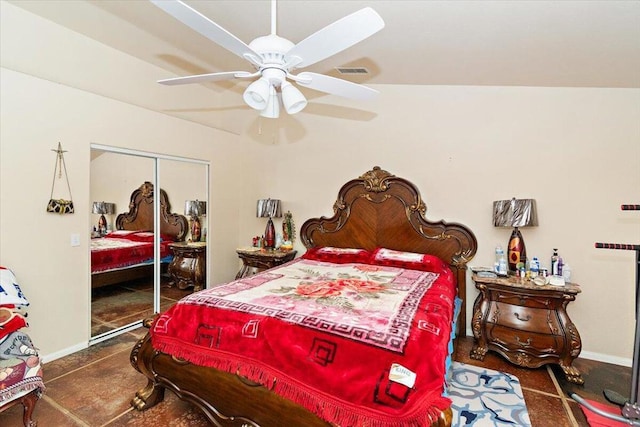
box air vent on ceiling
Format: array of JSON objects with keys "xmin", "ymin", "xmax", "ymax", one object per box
[{"xmin": 335, "ymin": 67, "xmax": 370, "ymax": 75}]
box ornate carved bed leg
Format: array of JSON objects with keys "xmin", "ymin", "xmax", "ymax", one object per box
[
  {"xmin": 130, "ymin": 318, "xmax": 166, "ymax": 411},
  {"xmin": 131, "ymin": 379, "xmax": 166, "ymax": 410}
]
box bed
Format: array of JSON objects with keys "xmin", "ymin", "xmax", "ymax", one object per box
[
  {"xmin": 91, "ymin": 182, "xmax": 188, "ymax": 289},
  {"xmin": 130, "ymin": 167, "xmax": 477, "ymax": 426}
]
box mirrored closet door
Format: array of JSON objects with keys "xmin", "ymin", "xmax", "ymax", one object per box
[{"xmin": 89, "ymin": 146, "xmax": 209, "ymax": 344}]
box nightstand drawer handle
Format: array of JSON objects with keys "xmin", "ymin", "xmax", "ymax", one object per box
[
  {"xmin": 514, "ymin": 313, "xmax": 531, "ymax": 322},
  {"xmin": 516, "ymin": 336, "xmax": 532, "ymax": 347}
]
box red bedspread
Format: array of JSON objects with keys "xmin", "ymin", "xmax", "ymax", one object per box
[
  {"xmin": 151, "ymin": 258, "xmax": 456, "ymax": 426},
  {"xmin": 90, "ymin": 231, "xmax": 171, "ymax": 273}
]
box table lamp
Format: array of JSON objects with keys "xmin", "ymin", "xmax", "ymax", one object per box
[
  {"xmin": 185, "ymin": 200, "xmax": 206, "ymax": 242},
  {"xmin": 493, "ymin": 198, "xmax": 538, "ymax": 273},
  {"xmin": 92, "ymin": 201, "xmax": 115, "ymax": 235},
  {"xmin": 257, "ymin": 198, "xmax": 282, "ymax": 249}
]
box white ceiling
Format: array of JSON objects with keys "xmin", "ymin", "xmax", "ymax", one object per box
[{"xmin": 6, "ymin": 0, "xmax": 640, "ymax": 133}]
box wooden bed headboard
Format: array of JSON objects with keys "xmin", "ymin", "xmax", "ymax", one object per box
[
  {"xmin": 115, "ymin": 181, "xmax": 188, "ymax": 241},
  {"xmin": 300, "ymin": 166, "xmax": 477, "ymax": 335}
]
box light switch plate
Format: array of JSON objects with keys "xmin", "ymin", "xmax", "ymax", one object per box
[{"xmin": 70, "ymin": 234, "xmax": 81, "ymax": 247}]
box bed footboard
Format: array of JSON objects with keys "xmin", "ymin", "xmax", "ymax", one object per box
[{"xmin": 130, "ymin": 327, "xmax": 451, "ymax": 427}]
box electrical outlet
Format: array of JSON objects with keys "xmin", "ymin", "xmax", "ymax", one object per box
[{"xmin": 70, "ymin": 234, "xmax": 81, "ymax": 247}]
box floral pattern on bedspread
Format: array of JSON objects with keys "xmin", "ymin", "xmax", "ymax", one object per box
[
  {"xmin": 152, "ymin": 258, "xmax": 456, "ymax": 427},
  {"xmin": 182, "ymin": 261, "xmax": 442, "ymax": 353}
]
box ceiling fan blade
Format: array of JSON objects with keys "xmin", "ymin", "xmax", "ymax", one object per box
[
  {"xmin": 158, "ymin": 71, "xmax": 255, "ymax": 86},
  {"xmin": 293, "ymin": 72, "xmax": 378, "ymax": 101},
  {"xmin": 284, "ymin": 7, "xmax": 384, "ymax": 69},
  {"xmin": 150, "ymin": 0, "xmax": 261, "ymax": 63}
]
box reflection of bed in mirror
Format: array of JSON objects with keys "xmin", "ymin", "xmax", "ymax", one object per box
[
  {"xmin": 91, "ymin": 182, "xmax": 188, "ymax": 289},
  {"xmin": 130, "ymin": 167, "xmax": 478, "ymax": 427}
]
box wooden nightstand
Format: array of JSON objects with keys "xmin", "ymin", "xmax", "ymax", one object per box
[
  {"xmin": 167, "ymin": 242, "xmax": 206, "ymax": 291},
  {"xmin": 235, "ymin": 248, "xmax": 297, "ymax": 279},
  {"xmin": 470, "ymin": 273, "xmax": 583, "ymax": 384}
]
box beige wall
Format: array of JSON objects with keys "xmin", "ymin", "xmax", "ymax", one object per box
[
  {"xmin": 242, "ymin": 85, "xmax": 640, "ymax": 365},
  {"xmin": 1, "ymin": 1, "xmax": 639, "ymax": 365},
  {"xmin": 0, "ymin": 67, "xmax": 244, "ymax": 359}
]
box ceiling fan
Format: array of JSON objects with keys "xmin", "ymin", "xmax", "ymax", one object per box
[{"xmin": 150, "ymin": 0, "xmax": 385, "ymax": 118}]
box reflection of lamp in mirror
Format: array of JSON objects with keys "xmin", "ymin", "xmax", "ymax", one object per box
[
  {"xmin": 257, "ymin": 199, "xmax": 282, "ymax": 249},
  {"xmin": 185, "ymin": 200, "xmax": 206, "ymax": 242},
  {"xmin": 92, "ymin": 202, "xmax": 115, "ymax": 235},
  {"xmin": 493, "ymin": 198, "xmax": 538, "ymax": 273}
]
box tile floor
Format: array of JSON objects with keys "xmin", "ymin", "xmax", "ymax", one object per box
[{"xmin": 1, "ymin": 281, "xmax": 633, "ymax": 426}]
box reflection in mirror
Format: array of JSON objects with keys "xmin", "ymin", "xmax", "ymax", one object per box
[
  {"xmin": 90, "ymin": 150, "xmax": 155, "ymax": 339},
  {"xmin": 90, "ymin": 148, "xmax": 210, "ymax": 343},
  {"xmin": 159, "ymin": 159, "xmax": 208, "ymax": 313}
]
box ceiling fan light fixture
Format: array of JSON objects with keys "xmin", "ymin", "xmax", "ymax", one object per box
[
  {"xmin": 243, "ymin": 77, "xmax": 271, "ymax": 110},
  {"xmin": 152, "ymin": 1, "xmax": 385, "ymax": 118},
  {"xmin": 259, "ymin": 85, "xmax": 280, "ymax": 119},
  {"xmin": 281, "ymin": 81, "xmax": 307, "ymax": 115}
]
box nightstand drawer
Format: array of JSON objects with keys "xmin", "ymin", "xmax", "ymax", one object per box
[
  {"xmin": 489, "ymin": 301, "xmax": 561, "ymax": 335},
  {"xmin": 487, "ymin": 324, "xmax": 563, "ymax": 356},
  {"xmin": 492, "ymin": 290, "xmax": 556, "ymax": 309}
]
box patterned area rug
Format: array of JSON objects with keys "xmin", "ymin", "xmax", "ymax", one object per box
[{"xmin": 449, "ymin": 361, "xmax": 531, "ymax": 426}]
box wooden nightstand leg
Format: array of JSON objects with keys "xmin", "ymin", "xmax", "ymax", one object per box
[
  {"xmin": 470, "ymin": 344, "xmax": 488, "ymax": 361},
  {"xmin": 470, "ymin": 288, "xmax": 489, "ymax": 360},
  {"xmin": 235, "ymin": 265, "xmax": 250, "ymax": 280},
  {"xmin": 559, "ymin": 308, "xmax": 583, "ymax": 384},
  {"xmin": 560, "ymin": 362, "xmax": 584, "ymax": 385}
]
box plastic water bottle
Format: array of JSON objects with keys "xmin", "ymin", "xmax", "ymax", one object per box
[
  {"xmin": 530, "ymin": 257, "xmax": 540, "ymax": 276},
  {"xmin": 495, "ymin": 245, "xmax": 507, "ymax": 276},
  {"xmin": 563, "ymin": 264, "xmax": 572, "ymax": 283}
]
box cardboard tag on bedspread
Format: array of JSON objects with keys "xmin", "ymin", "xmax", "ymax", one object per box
[{"xmin": 389, "ymin": 363, "xmax": 417, "ymax": 388}]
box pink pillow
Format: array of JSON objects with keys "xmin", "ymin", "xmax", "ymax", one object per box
[
  {"xmin": 302, "ymin": 247, "xmax": 372, "ymax": 264},
  {"xmin": 105, "ymin": 230, "xmax": 137, "ymax": 238},
  {"xmin": 369, "ymin": 248, "xmax": 449, "ymax": 273},
  {"xmin": 126, "ymin": 231, "xmax": 155, "ymax": 242}
]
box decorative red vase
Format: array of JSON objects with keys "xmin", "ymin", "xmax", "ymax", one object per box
[
  {"xmin": 191, "ymin": 217, "xmax": 201, "ymax": 242},
  {"xmin": 508, "ymin": 227, "xmax": 526, "ymax": 273},
  {"xmin": 264, "ymin": 217, "xmax": 276, "ymax": 249}
]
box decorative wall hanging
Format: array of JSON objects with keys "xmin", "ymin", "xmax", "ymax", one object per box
[{"xmin": 46, "ymin": 142, "xmax": 74, "ymax": 214}]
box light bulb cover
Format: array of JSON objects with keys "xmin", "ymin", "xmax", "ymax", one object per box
[
  {"xmin": 243, "ymin": 78, "xmax": 271, "ymax": 110},
  {"xmin": 281, "ymin": 81, "xmax": 307, "ymax": 114}
]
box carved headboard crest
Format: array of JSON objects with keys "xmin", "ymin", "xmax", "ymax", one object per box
[
  {"xmin": 360, "ymin": 166, "xmax": 393, "ymax": 193},
  {"xmin": 137, "ymin": 181, "xmax": 154, "ymax": 204}
]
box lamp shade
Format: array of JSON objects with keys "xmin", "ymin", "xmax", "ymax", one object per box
[
  {"xmin": 257, "ymin": 199, "xmax": 282, "ymax": 218},
  {"xmin": 493, "ymin": 198, "xmax": 538, "ymax": 228},
  {"xmin": 185, "ymin": 200, "xmax": 206, "ymax": 217},
  {"xmin": 243, "ymin": 77, "xmax": 271, "ymax": 110},
  {"xmin": 92, "ymin": 202, "xmax": 115, "ymax": 215},
  {"xmin": 494, "ymin": 198, "xmax": 537, "ymax": 273},
  {"xmin": 281, "ymin": 81, "xmax": 307, "ymax": 114}
]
